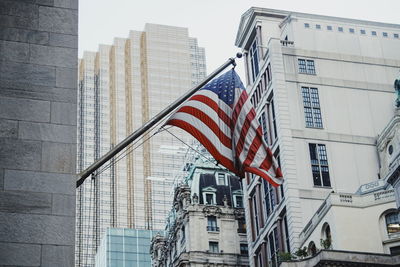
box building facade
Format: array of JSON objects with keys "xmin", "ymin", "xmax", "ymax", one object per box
[
  {"xmin": 0, "ymin": 1, "xmax": 78, "ymax": 266},
  {"xmin": 77, "ymin": 24, "xmax": 206, "ymax": 266},
  {"xmin": 234, "ymin": 8, "xmax": 400, "ymax": 267},
  {"xmin": 150, "ymin": 156, "xmax": 249, "ymax": 266},
  {"xmin": 94, "ymin": 228, "xmax": 157, "ymax": 267}
]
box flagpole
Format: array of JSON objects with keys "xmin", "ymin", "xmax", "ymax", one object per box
[{"xmin": 76, "ymin": 53, "xmax": 242, "ymax": 188}]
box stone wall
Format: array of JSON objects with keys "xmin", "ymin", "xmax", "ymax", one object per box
[{"xmin": 0, "ymin": 0, "xmax": 78, "ymax": 266}]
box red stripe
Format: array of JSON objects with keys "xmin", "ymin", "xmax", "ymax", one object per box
[
  {"xmin": 175, "ymin": 106, "xmax": 232, "ymax": 149},
  {"xmin": 167, "ymin": 119, "xmax": 239, "ymax": 175},
  {"xmin": 235, "ymin": 108, "xmax": 257, "ymax": 158},
  {"xmin": 189, "ymin": 94, "xmax": 233, "ymax": 129},
  {"xmin": 242, "ymin": 126, "xmax": 263, "ymax": 167},
  {"xmin": 231, "ymin": 91, "xmax": 248, "ymax": 128},
  {"xmin": 244, "ymin": 167, "xmax": 281, "ymax": 187}
]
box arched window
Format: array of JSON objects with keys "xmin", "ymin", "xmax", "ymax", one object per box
[
  {"xmin": 386, "ymin": 212, "xmax": 400, "ymax": 235},
  {"xmin": 308, "ymin": 241, "xmax": 317, "ymax": 256},
  {"xmin": 321, "ymin": 223, "xmax": 332, "ymax": 249}
]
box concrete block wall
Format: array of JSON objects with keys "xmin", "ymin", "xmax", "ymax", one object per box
[{"xmin": 0, "ymin": 0, "xmax": 78, "ymax": 266}]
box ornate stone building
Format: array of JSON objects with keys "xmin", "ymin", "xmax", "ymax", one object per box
[{"xmin": 150, "ymin": 158, "xmax": 249, "ymax": 266}]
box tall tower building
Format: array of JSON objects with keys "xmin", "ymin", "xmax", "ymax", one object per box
[
  {"xmin": 235, "ymin": 8, "xmax": 400, "ymax": 267},
  {"xmin": 77, "ymin": 24, "xmax": 206, "ymax": 266}
]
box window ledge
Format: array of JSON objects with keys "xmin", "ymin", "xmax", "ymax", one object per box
[{"xmin": 313, "ymin": 186, "xmax": 333, "ymax": 189}]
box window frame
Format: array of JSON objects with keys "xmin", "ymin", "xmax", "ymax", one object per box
[
  {"xmin": 308, "ymin": 143, "xmax": 331, "ymax": 187},
  {"xmin": 207, "ymin": 216, "xmax": 219, "ymax": 232},
  {"xmin": 301, "ymin": 87, "xmax": 323, "ymax": 129},
  {"xmin": 209, "ymin": 241, "xmax": 219, "ymax": 253}
]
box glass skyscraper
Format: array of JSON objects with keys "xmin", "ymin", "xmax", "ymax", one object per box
[
  {"xmin": 77, "ymin": 24, "xmax": 206, "ymax": 266},
  {"xmin": 95, "ymin": 228, "xmax": 158, "ymax": 267}
]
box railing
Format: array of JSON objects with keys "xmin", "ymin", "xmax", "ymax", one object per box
[
  {"xmin": 280, "ymin": 40, "xmax": 294, "ymax": 46},
  {"xmin": 207, "ymin": 226, "xmax": 219, "ymax": 232}
]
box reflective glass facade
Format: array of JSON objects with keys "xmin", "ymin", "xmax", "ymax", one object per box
[{"xmin": 95, "ymin": 228, "xmax": 159, "ymax": 267}]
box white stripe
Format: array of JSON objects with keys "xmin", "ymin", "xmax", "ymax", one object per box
[
  {"xmin": 169, "ymin": 112, "xmax": 234, "ymax": 160},
  {"xmin": 254, "ymin": 167, "xmax": 283, "ymax": 185},
  {"xmin": 195, "ymin": 90, "xmax": 233, "ymax": 117},
  {"xmin": 183, "ymin": 99, "xmax": 232, "ymax": 138}
]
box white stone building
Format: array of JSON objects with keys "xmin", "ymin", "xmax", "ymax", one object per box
[
  {"xmin": 234, "ymin": 7, "xmax": 400, "ymax": 267},
  {"xmin": 77, "ymin": 24, "xmax": 206, "ymax": 266},
  {"xmin": 150, "ymin": 156, "xmax": 249, "ymax": 266}
]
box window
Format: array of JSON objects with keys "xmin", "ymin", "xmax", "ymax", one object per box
[
  {"xmin": 202, "ymin": 187, "xmax": 217, "ymax": 205},
  {"xmin": 390, "ymin": 246, "xmax": 400, "ymax": 256},
  {"xmin": 234, "ymin": 195, "xmax": 243, "ymax": 208},
  {"xmin": 217, "ymin": 173, "xmax": 227, "ymax": 185},
  {"xmin": 316, "ymin": 24, "xmax": 321, "ymax": 29},
  {"xmin": 181, "ymin": 226, "xmax": 185, "ymax": 244},
  {"xmin": 238, "ymin": 218, "xmax": 246, "ymax": 233},
  {"xmin": 302, "ymin": 87, "xmax": 323, "ymax": 128},
  {"xmin": 263, "ymin": 177, "xmax": 276, "ymax": 220},
  {"xmin": 252, "ymin": 195, "xmax": 260, "ymax": 235},
  {"xmin": 383, "ymin": 32, "xmax": 388, "ymax": 37},
  {"xmin": 386, "ymin": 212, "xmax": 400, "ymax": 234},
  {"xmin": 298, "ymin": 59, "xmax": 316, "ymax": 74},
  {"xmin": 304, "ymin": 23, "xmax": 310, "ymax": 28},
  {"xmin": 207, "ymin": 216, "xmax": 219, "ymax": 232},
  {"xmin": 394, "ymin": 33, "xmax": 399, "ymax": 39},
  {"xmin": 267, "ymin": 228, "xmax": 279, "ymax": 267},
  {"xmin": 309, "ymin": 143, "xmax": 331, "ymax": 187},
  {"xmin": 360, "ymin": 29, "xmax": 366, "ymax": 34},
  {"xmin": 349, "ymin": 28, "xmax": 355, "ymax": 33},
  {"xmin": 205, "ymin": 193, "xmax": 214, "ymax": 205},
  {"xmin": 258, "ymin": 111, "xmax": 269, "ymax": 144},
  {"xmin": 338, "ymin": 27, "xmax": 343, "ymax": 32},
  {"xmin": 249, "ymin": 38, "xmax": 260, "ymax": 82},
  {"xmin": 209, "ymin": 242, "xmax": 219, "ymax": 253},
  {"xmin": 327, "ymin": 25, "xmax": 332, "ymax": 31},
  {"xmin": 372, "ymin": 31, "xmax": 377, "ymax": 36},
  {"xmin": 240, "ymin": 244, "xmax": 248, "ymax": 255}
]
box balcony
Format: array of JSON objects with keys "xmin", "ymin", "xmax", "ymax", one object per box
[
  {"xmin": 280, "ymin": 40, "xmax": 294, "ymax": 47},
  {"xmin": 207, "ymin": 226, "xmax": 219, "ymax": 232}
]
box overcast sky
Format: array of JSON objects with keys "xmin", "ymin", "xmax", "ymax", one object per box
[{"xmin": 79, "ymin": 0, "xmax": 400, "ymax": 77}]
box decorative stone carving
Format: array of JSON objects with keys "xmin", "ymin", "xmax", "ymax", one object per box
[
  {"xmin": 202, "ymin": 206, "xmax": 222, "ymax": 217},
  {"xmin": 223, "ymin": 195, "xmax": 228, "ymax": 207},
  {"xmin": 233, "ymin": 208, "xmax": 245, "ymax": 219},
  {"xmin": 192, "ymin": 193, "xmax": 199, "ymax": 204}
]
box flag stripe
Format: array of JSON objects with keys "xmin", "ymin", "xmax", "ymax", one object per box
[
  {"xmin": 188, "ymin": 94, "xmax": 232, "ymax": 129},
  {"xmin": 167, "ymin": 118, "xmax": 237, "ymax": 173},
  {"xmin": 175, "ymin": 105, "xmax": 232, "ymax": 148}
]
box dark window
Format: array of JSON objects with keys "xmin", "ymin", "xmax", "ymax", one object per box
[
  {"xmin": 302, "ymin": 87, "xmax": 323, "ymax": 128},
  {"xmin": 263, "ymin": 178, "xmax": 276, "ymax": 219},
  {"xmin": 304, "ymin": 23, "xmax": 310, "ymax": 28},
  {"xmin": 383, "ymin": 32, "xmax": 388, "ymax": 37},
  {"xmin": 349, "ymin": 28, "xmax": 355, "ymax": 33},
  {"xmin": 209, "ymin": 242, "xmax": 219, "ymax": 253},
  {"xmin": 238, "ymin": 218, "xmax": 246, "ymax": 233},
  {"xmin": 360, "ymin": 29, "xmax": 366, "ymax": 34},
  {"xmin": 298, "ymin": 59, "xmax": 307, "ymax": 73},
  {"xmin": 372, "ymin": 31, "xmax": 377, "ymax": 36},
  {"xmin": 316, "ymin": 24, "xmax": 321, "ymax": 29},
  {"xmin": 235, "ymin": 195, "xmax": 243, "ymax": 208},
  {"xmin": 386, "ymin": 212, "xmax": 400, "ymax": 234},
  {"xmin": 207, "ymin": 216, "xmax": 219, "ymax": 232},
  {"xmin": 205, "ymin": 193, "xmax": 214, "ymax": 205},
  {"xmin": 309, "ymin": 143, "xmax": 331, "ymax": 187},
  {"xmin": 249, "ymin": 39, "xmax": 260, "ymax": 82},
  {"xmin": 268, "ymin": 228, "xmax": 279, "ymax": 267},
  {"xmin": 327, "ymin": 25, "xmax": 332, "ymax": 31},
  {"xmin": 283, "ymin": 215, "xmax": 290, "ymax": 252},
  {"xmin": 253, "ymin": 195, "xmax": 260, "ymax": 235},
  {"xmin": 338, "ymin": 27, "xmax": 343, "ymax": 32},
  {"xmin": 390, "ymin": 245, "xmax": 400, "ymax": 255},
  {"xmin": 394, "ymin": 33, "xmax": 399, "ymax": 39},
  {"xmin": 259, "ymin": 111, "xmax": 269, "ymax": 144},
  {"xmin": 240, "ymin": 244, "xmax": 248, "ymax": 255}
]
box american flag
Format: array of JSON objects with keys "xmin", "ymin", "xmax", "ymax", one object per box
[{"xmin": 166, "ymin": 69, "xmax": 283, "ymax": 187}]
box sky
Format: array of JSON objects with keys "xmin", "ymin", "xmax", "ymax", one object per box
[{"xmin": 79, "ymin": 0, "xmax": 400, "ymax": 77}]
